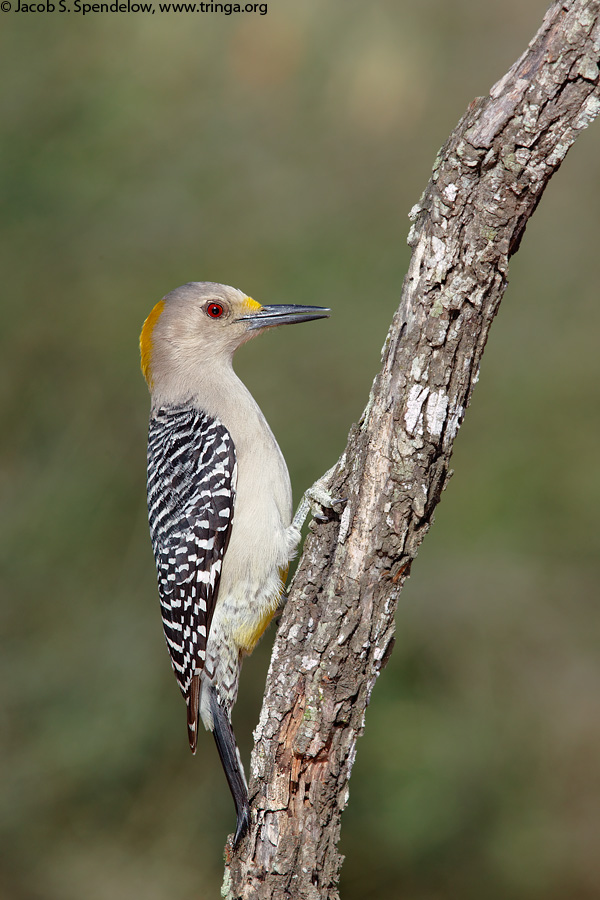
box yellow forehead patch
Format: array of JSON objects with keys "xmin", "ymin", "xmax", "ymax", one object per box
[
  {"xmin": 243, "ymin": 296, "xmax": 262, "ymax": 313},
  {"xmin": 140, "ymin": 299, "xmax": 165, "ymax": 386}
]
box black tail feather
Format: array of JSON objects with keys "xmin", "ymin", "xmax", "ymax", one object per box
[
  {"xmin": 210, "ymin": 687, "xmax": 250, "ymax": 847},
  {"xmin": 187, "ymin": 675, "xmax": 200, "ymax": 754}
]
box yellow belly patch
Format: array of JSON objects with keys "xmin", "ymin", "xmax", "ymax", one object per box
[
  {"xmin": 235, "ymin": 604, "xmax": 278, "ymax": 653},
  {"xmin": 234, "ymin": 565, "xmax": 289, "ymax": 653}
]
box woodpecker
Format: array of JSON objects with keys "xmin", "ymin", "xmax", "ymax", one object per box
[{"xmin": 140, "ymin": 282, "xmax": 329, "ymax": 845}]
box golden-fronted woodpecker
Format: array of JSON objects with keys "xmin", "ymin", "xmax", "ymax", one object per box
[{"xmin": 140, "ymin": 282, "xmax": 329, "ymax": 845}]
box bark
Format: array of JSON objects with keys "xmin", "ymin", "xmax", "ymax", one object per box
[{"xmin": 224, "ymin": 2, "xmax": 600, "ymax": 897}]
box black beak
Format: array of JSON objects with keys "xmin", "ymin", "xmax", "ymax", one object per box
[{"xmin": 244, "ymin": 304, "xmax": 330, "ymax": 330}]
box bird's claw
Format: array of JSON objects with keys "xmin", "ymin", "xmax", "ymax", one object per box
[
  {"xmin": 292, "ymin": 466, "xmax": 346, "ymax": 530},
  {"xmin": 306, "ymin": 485, "xmax": 347, "ymax": 522}
]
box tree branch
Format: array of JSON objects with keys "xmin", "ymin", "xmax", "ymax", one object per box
[{"xmin": 224, "ymin": 2, "xmax": 600, "ymax": 897}]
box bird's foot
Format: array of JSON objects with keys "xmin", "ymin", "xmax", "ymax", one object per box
[{"xmin": 292, "ymin": 466, "xmax": 346, "ymax": 531}]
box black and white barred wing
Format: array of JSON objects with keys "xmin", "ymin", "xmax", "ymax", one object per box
[{"xmin": 147, "ymin": 406, "xmax": 236, "ymax": 736}]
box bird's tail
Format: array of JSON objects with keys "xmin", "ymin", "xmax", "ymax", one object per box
[
  {"xmin": 209, "ymin": 685, "xmax": 250, "ymax": 846},
  {"xmin": 186, "ymin": 674, "xmax": 201, "ymax": 754}
]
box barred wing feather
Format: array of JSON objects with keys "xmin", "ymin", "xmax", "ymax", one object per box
[{"xmin": 146, "ymin": 405, "xmax": 236, "ymax": 747}]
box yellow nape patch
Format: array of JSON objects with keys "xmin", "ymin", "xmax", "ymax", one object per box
[
  {"xmin": 140, "ymin": 299, "xmax": 165, "ymax": 386},
  {"xmin": 243, "ymin": 296, "xmax": 262, "ymax": 313}
]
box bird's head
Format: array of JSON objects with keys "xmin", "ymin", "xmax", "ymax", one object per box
[{"xmin": 140, "ymin": 282, "xmax": 329, "ymax": 393}]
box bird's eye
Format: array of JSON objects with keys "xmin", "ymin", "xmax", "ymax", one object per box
[{"xmin": 206, "ymin": 303, "xmax": 224, "ymax": 319}]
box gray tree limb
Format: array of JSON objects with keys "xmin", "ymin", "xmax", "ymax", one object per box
[{"xmin": 224, "ymin": 2, "xmax": 600, "ymax": 897}]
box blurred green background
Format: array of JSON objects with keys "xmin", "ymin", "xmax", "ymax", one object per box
[{"xmin": 1, "ymin": 1, "xmax": 599, "ymax": 898}]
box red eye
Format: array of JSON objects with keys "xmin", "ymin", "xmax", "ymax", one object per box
[{"xmin": 206, "ymin": 303, "xmax": 224, "ymax": 319}]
